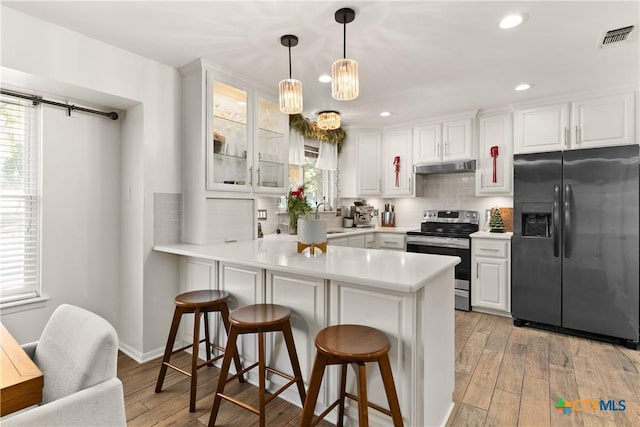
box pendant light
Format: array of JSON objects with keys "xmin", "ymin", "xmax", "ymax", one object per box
[
  {"xmin": 332, "ymin": 8, "xmax": 359, "ymax": 101},
  {"xmin": 316, "ymin": 110, "xmax": 341, "ymax": 130},
  {"xmin": 279, "ymin": 34, "xmax": 303, "ymax": 114}
]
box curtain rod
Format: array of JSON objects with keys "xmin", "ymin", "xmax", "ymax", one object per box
[{"xmin": 1, "ymin": 88, "xmax": 119, "ymax": 120}]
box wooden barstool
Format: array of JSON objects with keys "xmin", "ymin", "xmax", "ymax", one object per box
[
  {"xmin": 300, "ymin": 324, "xmax": 403, "ymax": 427},
  {"xmin": 155, "ymin": 289, "xmax": 244, "ymax": 412},
  {"xmin": 208, "ymin": 303, "xmax": 306, "ymax": 427}
]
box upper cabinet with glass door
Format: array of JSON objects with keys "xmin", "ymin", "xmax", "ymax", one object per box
[
  {"xmin": 207, "ymin": 79, "xmax": 251, "ymax": 191},
  {"xmin": 254, "ymin": 94, "xmax": 288, "ymax": 193}
]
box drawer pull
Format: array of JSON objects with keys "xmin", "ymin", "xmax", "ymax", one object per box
[{"xmin": 480, "ymin": 248, "xmax": 500, "ymax": 252}]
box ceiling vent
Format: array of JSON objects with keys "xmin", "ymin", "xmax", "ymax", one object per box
[{"xmin": 599, "ymin": 25, "xmax": 634, "ymax": 48}]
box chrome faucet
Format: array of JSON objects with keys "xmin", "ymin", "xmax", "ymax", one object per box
[{"xmin": 315, "ymin": 202, "xmax": 326, "ymax": 219}]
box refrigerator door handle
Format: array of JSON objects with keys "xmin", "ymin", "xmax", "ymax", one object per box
[
  {"xmin": 553, "ymin": 184, "xmax": 561, "ymax": 257},
  {"xmin": 564, "ymin": 184, "xmax": 572, "ymax": 258}
]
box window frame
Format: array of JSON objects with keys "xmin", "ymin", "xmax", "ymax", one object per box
[{"xmin": 0, "ymin": 96, "xmax": 42, "ymax": 304}]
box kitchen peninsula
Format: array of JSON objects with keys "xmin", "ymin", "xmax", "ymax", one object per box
[{"xmin": 154, "ymin": 239, "xmax": 459, "ymax": 426}]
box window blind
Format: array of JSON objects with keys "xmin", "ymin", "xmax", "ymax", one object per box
[{"xmin": 0, "ymin": 97, "xmax": 39, "ymax": 302}]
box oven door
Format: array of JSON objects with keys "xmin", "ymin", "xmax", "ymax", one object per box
[{"xmin": 406, "ymin": 236, "xmax": 471, "ymax": 311}]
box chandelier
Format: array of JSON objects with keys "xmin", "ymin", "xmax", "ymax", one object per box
[
  {"xmin": 332, "ymin": 8, "xmax": 359, "ymax": 101},
  {"xmin": 279, "ymin": 34, "xmax": 303, "ymax": 114},
  {"xmin": 316, "ymin": 110, "xmax": 341, "ymax": 130}
]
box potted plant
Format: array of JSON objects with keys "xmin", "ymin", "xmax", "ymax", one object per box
[{"xmin": 287, "ymin": 185, "xmax": 312, "ymax": 234}]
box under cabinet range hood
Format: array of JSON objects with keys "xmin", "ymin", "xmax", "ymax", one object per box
[{"xmin": 414, "ymin": 160, "xmax": 476, "ymax": 175}]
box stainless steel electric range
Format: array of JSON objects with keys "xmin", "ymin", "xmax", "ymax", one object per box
[{"xmin": 406, "ymin": 210, "xmax": 479, "ymax": 311}]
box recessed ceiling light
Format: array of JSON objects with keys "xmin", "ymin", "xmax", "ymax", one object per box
[
  {"xmin": 499, "ymin": 14, "xmax": 524, "ymax": 29},
  {"xmin": 380, "ymin": 111, "xmax": 391, "ymax": 117},
  {"xmin": 515, "ymin": 83, "xmax": 533, "ymax": 91},
  {"xmin": 318, "ymin": 74, "xmax": 332, "ymax": 83}
]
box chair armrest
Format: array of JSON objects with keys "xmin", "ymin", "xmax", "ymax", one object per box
[
  {"xmin": 20, "ymin": 341, "xmax": 38, "ymax": 359},
  {"xmin": 0, "ymin": 377, "xmax": 126, "ymax": 427}
]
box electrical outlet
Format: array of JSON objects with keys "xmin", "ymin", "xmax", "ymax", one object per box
[
  {"xmin": 257, "ymin": 209, "xmax": 267, "ymax": 221},
  {"xmin": 336, "ymin": 208, "xmax": 342, "ymax": 217}
]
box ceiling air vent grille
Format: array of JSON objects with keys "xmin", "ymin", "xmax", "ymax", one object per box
[{"xmin": 600, "ymin": 25, "xmax": 634, "ymax": 47}]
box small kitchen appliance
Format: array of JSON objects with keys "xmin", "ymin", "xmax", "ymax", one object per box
[
  {"xmin": 406, "ymin": 210, "xmax": 479, "ymax": 311},
  {"xmin": 350, "ymin": 201, "xmax": 376, "ymax": 228}
]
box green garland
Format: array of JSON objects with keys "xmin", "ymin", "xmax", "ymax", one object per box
[{"xmin": 289, "ymin": 114, "xmax": 347, "ymax": 153}]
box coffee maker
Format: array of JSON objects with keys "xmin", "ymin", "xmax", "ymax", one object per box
[{"xmin": 350, "ymin": 201, "xmax": 376, "ymax": 228}]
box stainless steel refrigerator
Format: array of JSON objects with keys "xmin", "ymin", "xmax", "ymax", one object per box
[{"xmin": 512, "ymin": 145, "xmax": 639, "ymax": 348}]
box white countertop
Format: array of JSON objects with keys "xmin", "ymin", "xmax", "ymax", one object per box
[
  {"xmin": 470, "ymin": 231, "xmax": 514, "ymax": 240},
  {"xmin": 154, "ymin": 239, "xmax": 459, "ymax": 293}
]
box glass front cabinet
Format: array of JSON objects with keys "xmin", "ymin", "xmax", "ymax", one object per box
[{"xmin": 206, "ymin": 71, "xmax": 288, "ymax": 194}]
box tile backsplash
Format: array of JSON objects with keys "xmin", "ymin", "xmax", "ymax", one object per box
[
  {"xmin": 341, "ymin": 172, "xmax": 513, "ymax": 231},
  {"xmin": 153, "ymin": 193, "xmax": 182, "ymax": 244}
]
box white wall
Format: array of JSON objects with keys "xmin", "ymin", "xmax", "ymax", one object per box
[
  {"xmin": 42, "ymin": 106, "xmax": 122, "ymax": 324},
  {"xmin": 0, "ymin": 105, "xmax": 121, "ymax": 343},
  {"xmin": 1, "ymin": 6, "xmax": 181, "ymax": 360}
]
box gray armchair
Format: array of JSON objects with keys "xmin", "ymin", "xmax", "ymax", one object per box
[{"xmin": 1, "ymin": 304, "xmax": 126, "ymax": 426}]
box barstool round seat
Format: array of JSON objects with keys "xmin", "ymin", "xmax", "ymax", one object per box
[
  {"xmin": 175, "ymin": 289, "xmax": 229, "ymax": 309},
  {"xmin": 315, "ymin": 325, "xmax": 391, "ymax": 362},
  {"xmin": 229, "ymin": 304, "xmax": 291, "ymax": 329}
]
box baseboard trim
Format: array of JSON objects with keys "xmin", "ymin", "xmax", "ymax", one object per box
[{"xmin": 119, "ymin": 342, "xmax": 174, "ymax": 364}]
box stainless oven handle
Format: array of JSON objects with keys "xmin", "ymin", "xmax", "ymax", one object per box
[{"xmin": 406, "ymin": 240, "xmax": 470, "ymax": 250}]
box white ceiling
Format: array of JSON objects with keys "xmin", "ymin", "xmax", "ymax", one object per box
[{"xmin": 4, "ymin": 1, "xmax": 639, "ymax": 128}]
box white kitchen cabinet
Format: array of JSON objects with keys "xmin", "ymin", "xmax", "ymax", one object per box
[
  {"xmin": 414, "ymin": 115, "xmax": 475, "ymax": 164},
  {"xmin": 514, "ymin": 91, "xmax": 636, "ymax": 154},
  {"xmin": 329, "ymin": 281, "xmax": 415, "ymax": 425},
  {"xmin": 383, "ymin": 128, "xmax": 414, "ymax": 197},
  {"xmin": 513, "ymin": 102, "xmax": 569, "ymax": 153},
  {"xmin": 442, "ymin": 117, "xmax": 474, "ymax": 161},
  {"xmin": 218, "ymin": 262, "xmax": 265, "ymax": 379},
  {"xmin": 413, "ymin": 124, "xmax": 441, "ymax": 164},
  {"xmin": 356, "ymin": 130, "xmax": 383, "ymax": 196},
  {"xmin": 471, "ymin": 235, "xmax": 511, "ymax": 315},
  {"xmin": 348, "ymin": 234, "xmax": 366, "ymax": 248},
  {"xmin": 327, "ymin": 236, "xmax": 349, "ymax": 247},
  {"xmin": 475, "ymin": 112, "xmax": 513, "ymax": 196},
  {"xmin": 180, "ymin": 59, "xmax": 287, "ymax": 243},
  {"xmin": 571, "ymin": 92, "xmax": 635, "ymax": 149},
  {"xmin": 376, "ymin": 233, "xmax": 405, "ymax": 251},
  {"xmin": 265, "ymin": 271, "xmax": 327, "ymax": 404},
  {"xmin": 364, "ymin": 233, "xmax": 375, "ymax": 248},
  {"xmin": 327, "ymin": 233, "xmax": 374, "ymax": 248}
]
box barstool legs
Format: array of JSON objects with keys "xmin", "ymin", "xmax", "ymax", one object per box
[
  {"xmin": 155, "ymin": 308, "xmax": 183, "ymax": 393},
  {"xmin": 355, "ymin": 362, "xmax": 369, "ymax": 427},
  {"xmin": 208, "ymin": 326, "xmax": 240, "ymax": 427},
  {"xmin": 282, "ymin": 324, "xmax": 307, "ymax": 404},
  {"xmin": 300, "ymin": 357, "xmax": 404, "ymax": 427},
  {"xmin": 156, "ymin": 303, "xmax": 242, "ymax": 413},
  {"xmin": 219, "ymin": 303, "xmax": 245, "ymax": 383},
  {"xmin": 379, "ymin": 355, "xmax": 404, "ymax": 427},
  {"xmin": 189, "ymin": 308, "xmax": 201, "ymax": 412},
  {"xmin": 300, "ymin": 353, "xmax": 326, "ymax": 427},
  {"xmin": 337, "ymin": 363, "xmax": 348, "ymax": 427},
  {"xmin": 209, "ymin": 319, "xmax": 306, "ymax": 427}
]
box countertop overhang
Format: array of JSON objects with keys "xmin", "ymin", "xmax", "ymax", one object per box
[{"xmin": 154, "ymin": 239, "xmax": 460, "ymax": 293}]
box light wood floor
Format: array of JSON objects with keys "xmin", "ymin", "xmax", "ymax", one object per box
[{"xmin": 119, "ymin": 310, "xmax": 640, "ymax": 426}]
